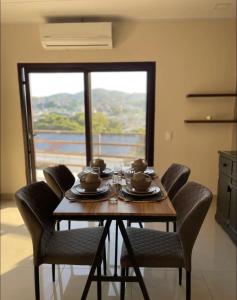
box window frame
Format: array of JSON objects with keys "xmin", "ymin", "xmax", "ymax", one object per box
[{"xmin": 18, "ymin": 62, "xmax": 156, "ymax": 184}]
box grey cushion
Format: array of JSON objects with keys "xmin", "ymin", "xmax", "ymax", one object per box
[
  {"xmin": 44, "ymin": 227, "xmax": 104, "ymax": 265},
  {"xmin": 121, "ymin": 227, "xmax": 184, "ymax": 268}
]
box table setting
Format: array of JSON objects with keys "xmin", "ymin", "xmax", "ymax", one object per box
[{"xmin": 65, "ymin": 158, "xmax": 167, "ymax": 203}]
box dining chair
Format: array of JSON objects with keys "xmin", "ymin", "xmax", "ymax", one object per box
[
  {"xmin": 161, "ymin": 163, "xmax": 191, "ymax": 231},
  {"xmin": 43, "ymin": 164, "xmax": 108, "ymax": 274},
  {"xmin": 43, "ymin": 164, "xmax": 107, "ymax": 231},
  {"xmin": 43, "ymin": 164, "xmax": 75, "ymax": 230},
  {"xmin": 128, "ymin": 163, "xmax": 191, "ymax": 230},
  {"xmin": 15, "ymin": 181, "xmax": 105, "ymax": 300},
  {"xmin": 120, "ymin": 181, "xmax": 212, "ymax": 300}
]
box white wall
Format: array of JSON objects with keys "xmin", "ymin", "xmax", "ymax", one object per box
[{"xmin": 1, "ymin": 19, "xmax": 236, "ymax": 195}]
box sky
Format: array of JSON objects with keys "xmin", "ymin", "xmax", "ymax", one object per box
[{"xmin": 29, "ymin": 71, "xmax": 147, "ymax": 97}]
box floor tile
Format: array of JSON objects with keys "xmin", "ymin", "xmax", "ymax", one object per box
[
  {"xmin": 202, "ymin": 271, "xmax": 236, "ymax": 300},
  {"xmin": 1, "ymin": 265, "xmax": 60, "ymax": 300},
  {"xmin": 1, "ymin": 198, "xmax": 236, "ymax": 300}
]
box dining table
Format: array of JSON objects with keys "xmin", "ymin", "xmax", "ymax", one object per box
[{"xmin": 53, "ymin": 176, "xmax": 177, "ymax": 300}]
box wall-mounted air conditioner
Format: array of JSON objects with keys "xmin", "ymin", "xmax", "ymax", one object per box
[{"xmin": 40, "ymin": 22, "xmax": 113, "ymax": 50}]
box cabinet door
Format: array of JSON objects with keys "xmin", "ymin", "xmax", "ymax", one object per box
[
  {"xmin": 216, "ymin": 174, "xmax": 231, "ymax": 225},
  {"xmin": 219, "ymin": 156, "xmax": 232, "ymax": 176},
  {"xmin": 229, "ymin": 182, "xmax": 237, "ymax": 234}
]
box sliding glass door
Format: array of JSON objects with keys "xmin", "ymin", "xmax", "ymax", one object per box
[
  {"xmin": 18, "ymin": 63, "xmax": 155, "ymax": 183},
  {"xmin": 29, "ymin": 72, "xmax": 86, "ymax": 180},
  {"xmin": 90, "ymin": 71, "xmax": 147, "ymax": 168}
]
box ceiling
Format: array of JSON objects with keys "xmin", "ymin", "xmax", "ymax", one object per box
[{"xmin": 1, "ymin": 0, "xmax": 236, "ymax": 24}]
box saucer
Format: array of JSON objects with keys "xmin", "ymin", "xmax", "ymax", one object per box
[
  {"xmin": 71, "ymin": 184, "xmax": 109, "ymax": 196},
  {"xmin": 122, "ymin": 185, "xmax": 161, "ymax": 198}
]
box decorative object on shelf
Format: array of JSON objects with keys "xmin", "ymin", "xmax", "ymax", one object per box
[{"xmin": 205, "ymin": 115, "xmax": 212, "ymax": 120}]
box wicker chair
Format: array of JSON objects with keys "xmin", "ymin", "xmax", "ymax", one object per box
[
  {"xmin": 15, "ymin": 181, "xmax": 105, "ymax": 300},
  {"xmin": 120, "ymin": 181, "xmax": 212, "ymax": 300}
]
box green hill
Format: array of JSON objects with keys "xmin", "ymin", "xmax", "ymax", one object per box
[{"xmin": 32, "ymin": 89, "xmax": 146, "ymax": 133}]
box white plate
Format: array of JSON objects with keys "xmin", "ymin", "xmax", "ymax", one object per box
[
  {"xmin": 71, "ymin": 184, "xmax": 109, "ymax": 196},
  {"xmin": 122, "ymin": 185, "xmax": 161, "ymax": 197}
]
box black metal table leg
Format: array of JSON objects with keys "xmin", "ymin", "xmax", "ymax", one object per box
[
  {"xmin": 114, "ymin": 221, "xmax": 119, "ymax": 276},
  {"xmin": 81, "ymin": 219, "xmax": 112, "ymax": 300},
  {"xmin": 97, "ymin": 266, "xmax": 102, "ymax": 300},
  {"xmin": 117, "ymin": 220, "xmax": 150, "ymax": 300}
]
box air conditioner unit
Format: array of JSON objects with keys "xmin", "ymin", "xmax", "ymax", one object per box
[{"xmin": 40, "ymin": 22, "xmax": 113, "ymax": 50}]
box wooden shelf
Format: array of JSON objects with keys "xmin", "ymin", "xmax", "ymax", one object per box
[
  {"xmin": 184, "ymin": 119, "xmax": 237, "ymax": 123},
  {"xmin": 187, "ymin": 93, "xmax": 237, "ymax": 98}
]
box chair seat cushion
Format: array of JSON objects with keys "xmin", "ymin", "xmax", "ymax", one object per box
[
  {"xmin": 44, "ymin": 227, "xmax": 104, "ymax": 265},
  {"xmin": 120, "ymin": 227, "xmax": 184, "ymax": 268}
]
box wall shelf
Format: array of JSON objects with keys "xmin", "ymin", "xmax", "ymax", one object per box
[
  {"xmin": 187, "ymin": 93, "xmax": 237, "ymax": 98},
  {"xmin": 184, "ymin": 119, "xmax": 237, "ymax": 123}
]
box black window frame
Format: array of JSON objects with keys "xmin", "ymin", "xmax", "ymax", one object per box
[{"xmin": 18, "ymin": 62, "xmax": 156, "ymax": 184}]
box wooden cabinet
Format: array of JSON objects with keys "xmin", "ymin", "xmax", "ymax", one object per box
[{"xmin": 216, "ymin": 151, "xmax": 237, "ymax": 245}]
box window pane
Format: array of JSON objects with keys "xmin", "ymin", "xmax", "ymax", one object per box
[
  {"xmin": 90, "ymin": 71, "xmax": 147, "ymax": 168},
  {"xmin": 29, "ymin": 73, "xmax": 86, "ymax": 180}
]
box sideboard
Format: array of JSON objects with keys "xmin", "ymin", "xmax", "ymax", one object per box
[{"xmin": 215, "ymin": 151, "xmax": 237, "ymax": 245}]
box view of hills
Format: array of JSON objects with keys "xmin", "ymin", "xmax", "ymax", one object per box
[{"xmin": 32, "ymin": 88, "xmax": 146, "ymax": 133}]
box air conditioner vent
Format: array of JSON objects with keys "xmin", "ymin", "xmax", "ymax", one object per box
[{"xmin": 40, "ymin": 22, "xmax": 113, "ymax": 50}]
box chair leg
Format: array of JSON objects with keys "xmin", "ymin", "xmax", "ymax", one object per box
[
  {"xmin": 68, "ymin": 220, "xmax": 71, "ymax": 230},
  {"xmin": 173, "ymin": 221, "xmax": 176, "ymax": 232},
  {"xmin": 103, "ymin": 248, "xmax": 107, "ymax": 275},
  {"xmin": 138, "ymin": 222, "xmax": 143, "ymax": 228},
  {"xmin": 34, "ymin": 266, "xmax": 40, "ymax": 300},
  {"xmin": 56, "ymin": 221, "xmax": 60, "ymax": 231},
  {"xmin": 125, "ymin": 267, "xmax": 129, "ymax": 276},
  {"xmin": 52, "ymin": 264, "xmax": 55, "ymax": 282},
  {"xmin": 127, "ymin": 220, "xmax": 131, "ymax": 227},
  {"xmin": 179, "ymin": 267, "xmax": 182, "ymax": 285},
  {"xmin": 166, "ymin": 221, "xmax": 169, "ymax": 232},
  {"xmin": 97, "ymin": 266, "xmax": 102, "ymax": 300},
  {"xmin": 120, "ymin": 267, "xmax": 125, "ymax": 300},
  {"xmin": 186, "ymin": 270, "xmax": 191, "ymax": 300}
]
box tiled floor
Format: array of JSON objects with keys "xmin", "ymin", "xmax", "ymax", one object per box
[{"xmin": 1, "ymin": 198, "xmax": 236, "ymax": 300}]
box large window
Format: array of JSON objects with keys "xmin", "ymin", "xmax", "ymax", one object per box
[{"xmin": 18, "ymin": 62, "xmax": 156, "ymax": 183}]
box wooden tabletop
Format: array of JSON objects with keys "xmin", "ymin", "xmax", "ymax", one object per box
[{"xmin": 53, "ymin": 178, "xmax": 176, "ymax": 221}]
